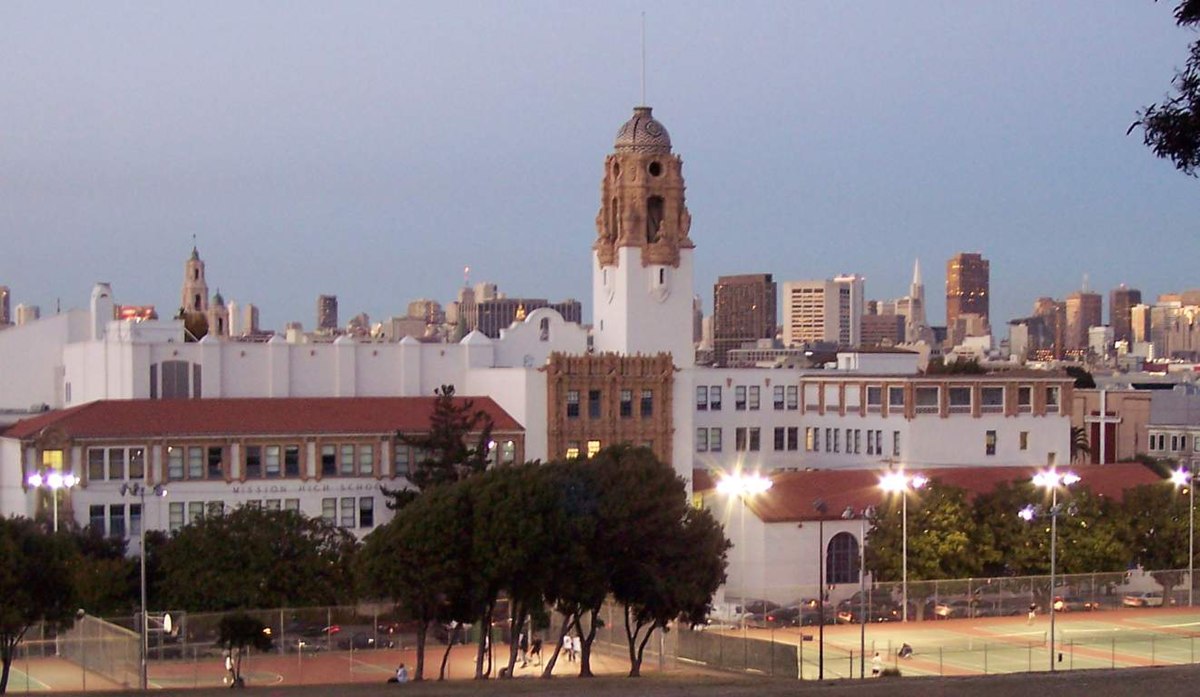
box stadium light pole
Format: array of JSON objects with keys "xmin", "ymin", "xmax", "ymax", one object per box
[
  {"xmin": 879, "ymin": 470, "xmax": 927, "ymax": 622},
  {"xmin": 121, "ymin": 482, "xmax": 166, "ymax": 691},
  {"xmin": 1172, "ymin": 468, "xmax": 1195, "ymax": 608},
  {"xmin": 1024, "ymin": 468, "xmax": 1079, "ymax": 673},
  {"xmin": 717, "ymin": 471, "xmax": 772, "ymax": 632},
  {"xmin": 27, "ymin": 470, "xmax": 79, "ymax": 532}
]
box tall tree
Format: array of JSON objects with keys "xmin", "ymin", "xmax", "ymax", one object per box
[
  {"xmin": 159, "ymin": 508, "xmax": 357, "ymax": 611},
  {"xmin": 866, "ymin": 481, "xmax": 980, "ymax": 618},
  {"xmin": 359, "ymin": 483, "xmax": 479, "ymax": 682},
  {"xmin": 1119, "ymin": 482, "xmax": 1191, "ymax": 599},
  {"xmin": 0, "ymin": 518, "xmax": 79, "ymax": 694},
  {"xmin": 1132, "ymin": 0, "xmax": 1200, "ymax": 176},
  {"xmin": 383, "ymin": 384, "xmax": 495, "ymax": 509}
]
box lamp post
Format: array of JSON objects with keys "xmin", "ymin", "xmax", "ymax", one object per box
[
  {"xmin": 879, "ymin": 470, "xmax": 927, "ymax": 622},
  {"xmin": 27, "ymin": 471, "xmax": 79, "ymax": 532},
  {"xmin": 716, "ymin": 471, "xmax": 772, "ymax": 632},
  {"xmin": 842, "ymin": 505, "xmax": 873, "ymax": 679},
  {"xmin": 813, "ymin": 499, "xmax": 827, "ymax": 680},
  {"xmin": 1172, "ymin": 468, "xmax": 1195, "ymax": 608},
  {"xmin": 121, "ymin": 482, "xmax": 166, "ymax": 691},
  {"xmin": 1023, "ymin": 468, "xmax": 1079, "ymax": 673}
]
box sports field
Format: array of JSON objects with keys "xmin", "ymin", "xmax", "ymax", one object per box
[{"xmin": 764, "ymin": 606, "xmax": 1200, "ymax": 679}]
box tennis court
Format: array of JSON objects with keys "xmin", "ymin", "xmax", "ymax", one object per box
[{"xmin": 771, "ymin": 607, "xmax": 1200, "ymax": 679}]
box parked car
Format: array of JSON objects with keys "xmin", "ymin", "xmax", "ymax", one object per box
[
  {"xmin": 763, "ymin": 605, "xmax": 801, "ymax": 627},
  {"xmin": 1122, "ymin": 591, "xmax": 1165, "ymax": 607}
]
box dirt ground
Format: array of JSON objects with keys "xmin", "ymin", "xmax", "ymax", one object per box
[{"xmin": 43, "ymin": 664, "xmax": 1200, "ymax": 697}]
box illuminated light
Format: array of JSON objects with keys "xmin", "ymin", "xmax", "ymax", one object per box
[
  {"xmin": 1018, "ymin": 505, "xmax": 1036, "ymax": 522},
  {"xmin": 717, "ymin": 471, "xmax": 773, "ymax": 497},
  {"xmin": 1172, "ymin": 468, "xmax": 1192, "ymax": 487},
  {"xmin": 27, "ymin": 473, "xmax": 43, "ymax": 487}
]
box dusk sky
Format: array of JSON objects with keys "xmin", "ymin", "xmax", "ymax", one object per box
[{"xmin": 4, "ymin": 2, "xmax": 1198, "ymax": 333}]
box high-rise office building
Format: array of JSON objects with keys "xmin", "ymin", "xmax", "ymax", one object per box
[
  {"xmin": 1032, "ymin": 297, "xmax": 1066, "ymax": 359},
  {"xmin": 713, "ymin": 274, "xmax": 776, "ymax": 366},
  {"xmin": 317, "ymin": 295, "xmax": 338, "ymax": 333},
  {"xmin": 0, "ymin": 285, "xmax": 10, "ymax": 326},
  {"xmin": 1065, "ymin": 291, "xmax": 1103, "ymax": 352},
  {"xmin": 945, "ymin": 252, "xmax": 989, "ymax": 330},
  {"xmin": 781, "ymin": 275, "xmax": 864, "ymax": 348},
  {"xmin": 1110, "ymin": 285, "xmax": 1142, "ymax": 345}
]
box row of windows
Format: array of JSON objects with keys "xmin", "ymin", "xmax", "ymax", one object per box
[
  {"xmin": 566, "ymin": 389, "xmax": 654, "ymax": 419},
  {"xmin": 805, "ymin": 428, "xmax": 900, "ymax": 457},
  {"xmin": 88, "ymin": 447, "xmax": 146, "ymax": 481},
  {"xmin": 90, "ymin": 440, "xmax": 513, "ymax": 484},
  {"xmin": 695, "ymin": 427, "xmax": 799, "ymax": 453},
  {"xmin": 1150, "ymin": 433, "xmax": 1200, "ymax": 453},
  {"xmin": 813, "ymin": 385, "xmax": 1058, "ymax": 414},
  {"xmin": 696, "ymin": 385, "xmax": 799, "ymax": 412},
  {"xmin": 167, "ymin": 499, "xmax": 302, "ymax": 533},
  {"xmin": 320, "ymin": 496, "xmax": 376, "ymax": 529}
]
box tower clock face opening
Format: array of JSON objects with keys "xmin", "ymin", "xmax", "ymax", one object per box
[{"xmin": 648, "ymin": 161, "xmax": 662, "ymax": 177}]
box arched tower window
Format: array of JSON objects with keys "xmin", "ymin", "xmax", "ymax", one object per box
[
  {"xmin": 193, "ymin": 268, "xmax": 199, "ymax": 281},
  {"xmin": 609, "ymin": 197, "xmax": 618, "ymax": 238},
  {"xmin": 539, "ymin": 317, "xmax": 550, "ymax": 342},
  {"xmin": 826, "ymin": 532, "xmax": 860, "ymax": 584},
  {"xmin": 646, "ymin": 196, "xmax": 664, "ymax": 243}
]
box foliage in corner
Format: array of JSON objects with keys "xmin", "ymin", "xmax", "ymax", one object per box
[{"xmin": 1132, "ymin": 0, "xmax": 1200, "ymax": 176}]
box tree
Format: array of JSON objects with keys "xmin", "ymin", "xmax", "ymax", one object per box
[
  {"xmin": 67, "ymin": 529, "xmax": 137, "ymax": 617},
  {"xmin": 0, "ymin": 518, "xmax": 79, "ymax": 694},
  {"xmin": 867, "ymin": 481, "xmax": 980, "ymax": 618},
  {"xmin": 359, "ymin": 483, "xmax": 479, "ymax": 682},
  {"xmin": 1065, "ymin": 366, "xmax": 1096, "ymax": 389},
  {"xmin": 159, "ymin": 507, "xmax": 357, "ymax": 611},
  {"xmin": 595, "ymin": 446, "xmax": 730, "ymax": 677},
  {"xmin": 923, "ymin": 357, "xmax": 987, "ymax": 375},
  {"xmin": 216, "ymin": 611, "xmax": 272, "ymax": 688},
  {"xmin": 383, "ymin": 384, "xmax": 495, "ymax": 508},
  {"xmin": 1119, "ymin": 483, "xmax": 1191, "ymax": 599},
  {"xmin": 1132, "ymin": 0, "xmax": 1200, "ymax": 176}
]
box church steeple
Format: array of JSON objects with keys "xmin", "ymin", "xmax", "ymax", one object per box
[
  {"xmin": 181, "ymin": 246, "xmax": 209, "ymax": 314},
  {"xmin": 592, "ymin": 106, "xmax": 695, "ymax": 366},
  {"xmin": 593, "ymin": 106, "xmax": 694, "ymax": 269}
]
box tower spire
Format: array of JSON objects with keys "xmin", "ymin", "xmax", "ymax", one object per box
[
  {"xmin": 912, "ymin": 258, "xmax": 922, "ymax": 287},
  {"xmin": 640, "ymin": 12, "xmax": 647, "ymax": 105}
]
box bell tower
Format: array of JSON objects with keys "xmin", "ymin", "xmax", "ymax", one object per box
[
  {"xmin": 592, "ymin": 106, "xmax": 695, "ymax": 366},
  {"xmin": 181, "ymin": 246, "xmax": 209, "ymax": 314}
]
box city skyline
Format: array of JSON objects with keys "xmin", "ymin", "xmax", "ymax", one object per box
[{"xmin": 4, "ymin": 3, "xmax": 1198, "ymax": 331}]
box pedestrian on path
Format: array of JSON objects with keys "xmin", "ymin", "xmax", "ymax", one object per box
[
  {"xmin": 1028, "ymin": 603, "xmax": 1037, "ymax": 625},
  {"xmin": 872, "ymin": 652, "xmax": 882, "ymax": 677}
]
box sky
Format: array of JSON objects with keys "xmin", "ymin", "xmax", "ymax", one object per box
[{"xmin": 3, "ymin": 2, "xmax": 1198, "ymax": 333}]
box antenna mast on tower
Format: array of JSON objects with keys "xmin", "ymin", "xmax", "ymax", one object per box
[{"xmin": 641, "ymin": 12, "xmax": 647, "ymax": 105}]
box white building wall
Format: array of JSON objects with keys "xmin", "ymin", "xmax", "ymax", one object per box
[
  {"xmin": 0, "ymin": 310, "xmax": 90, "ymax": 410},
  {"xmin": 592, "ymin": 247, "xmax": 695, "ymax": 369}
]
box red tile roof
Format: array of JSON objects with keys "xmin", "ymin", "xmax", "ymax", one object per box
[
  {"xmin": 1, "ymin": 397, "xmax": 522, "ymax": 441},
  {"xmin": 695, "ymin": 463, "xmax": 1166, "ymax": 523}
]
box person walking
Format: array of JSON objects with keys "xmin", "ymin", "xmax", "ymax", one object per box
[
  {"xmin": 519, "ymin": 631, "xmax": 529, "ymax": 667},
  {"xmin": 1027, "ymin": 603, "xmax": 1037, "ymax": 625},
  {"xmin": 563, "ymin": 634, "xmax": 574, "ymax": 662},
  {"xmin": 571, "ymin": 634, "xmax": 582, "ymax": 663},
  {"xmin": 530, "ymin": 637, "xmax": 543, "ymax": 666},
  {"xmin": 871, "ymin": 651, "xmax": 882, "ymax": 677}
]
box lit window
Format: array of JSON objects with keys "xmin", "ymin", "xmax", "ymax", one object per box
[
  {"xmin": 586, "ymin": 440, "xmax": 602, "ymax": 458},
  {"xmin": 565, "ymin": 442, "xmax": 580, "ymax": 459}
]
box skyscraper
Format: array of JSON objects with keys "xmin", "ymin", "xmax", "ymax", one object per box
[
  {"xmin": 781, "ymin": 275, "xmax": 863, "ymax": 348},
  {"xmin": 1065, "ymin": 291, "xmax": 1103, "ymax": 352},
  {"xmin": 945, "ymin": 252, "xmax": 990, "ymax": 330},
  {"xmin": 1110, "ymin": 285, "xmax": 1142, "ymax": 345},
  {"xmin": 713, "ymin": 274, "xmax": 777, "ymax": 366},
  {"xmin": 317, "ymin": 295, "xmax": 338, "ymax": 333}
]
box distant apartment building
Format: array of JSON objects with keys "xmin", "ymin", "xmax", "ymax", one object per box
[
  {"xmin": 1065, "ymin": 291, "xmax": 1102, "ymax": 353},
  {"xmin": 316, "ymin": 295, "xmax": 338, "ymax": 333},
  {"xmin": 861, "ymin": 312, "xmax": 904, "ymax": 347},
  {"xmin": 406, "ymin": 299, "xmax": 445, "ymax": 326},
  {"xmin": 713, "ymin": 274, "xmax": 777, "ymax": 366},
  {"xmin": 945, "ymin": 252, "xmax": 989, "ymax": 334},
  {"xmin": 781, "ymin": 275, "xmax": 863, "ymax": 349},
  {"xmin": 1110, "ymin": 285, "xmax": 1142, "ymax": 345}
]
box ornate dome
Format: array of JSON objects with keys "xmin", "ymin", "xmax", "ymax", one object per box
[{"xmin": 614, "ymin": 106, "xmax": 671, "ymax": 153}]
